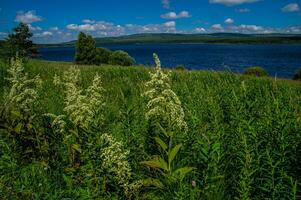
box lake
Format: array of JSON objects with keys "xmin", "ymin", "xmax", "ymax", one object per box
[{"xmin": 38, "ymin": 43, "xmax": 301, "ymax": 78}]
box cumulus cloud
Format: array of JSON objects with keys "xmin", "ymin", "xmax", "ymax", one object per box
[
  {"xmin": 195, "ymin": 27, "xmax": 206, "ymax": 33},
  {"xmin": 162, "ymin": 0, "xmax": 170, "ymax": 9},
  {"xmin": 15, "ymin": 10, "xmax": 42, "ymax": 24},
  {"xmin": 65, "ymin": 20, "xmax": 177, "ymax": 37},
  {"xmin": 225, "ymin": 18, "xmax": 234, "ymax": 24},
  {"xmin": 42, "ymin": 31, "xmax": 53, "ymax": 36},
  {"xmin": 230, "ymin": 24, "xmax": 264, "ymax": 33},
  {"xmin": 28, "ymin": 24, "xmax": 42, "ymax": 31},
  {"xmin": 209, "ymin": 0, "xmax": 260, "ymax": 6},
  {"xmin": 211, "ymin": 24, "xmax": 224, "ymax": 31},
  {"xmin": 164, "ymin": 21, "xmax": 176, "ymax": 27},
  {"xmin": 161, "ymin": 11, "xmax": 191, "ymax": 19},
  {"xmin": 281, "ymin": 3, "xmax": 299, "ymax": 13}
]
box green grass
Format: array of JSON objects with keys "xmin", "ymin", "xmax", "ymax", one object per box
[{"xmin": 0, "ymin": 59, "xmax": 301, "ymax": 199}]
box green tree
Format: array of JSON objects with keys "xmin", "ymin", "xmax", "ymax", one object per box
[
  {"xmin": 95, "ymin": 47, "xmax": 112, "ymax": 65},
  {"xmin": 2, "ymin": 23, "xmax": 37, "ymax": 58},
  {"xmin": 74, "ymin": 32, "xmax": 96, "ymax": 64},
  {"xmin": 109, "ymin": 50, "xmax": 135, "ymax": 66}
]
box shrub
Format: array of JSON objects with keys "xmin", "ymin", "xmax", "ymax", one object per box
[
  {"xmin": 293, "ymin": 67, "xmax": 301, "ymax": 80},
  {"xmin": 95, "ymin": 47, "xmax": 112, "ymax": 65},
  {"xmin": 175, "ymin": 64, "xmax": 185, "ymax": 71},
  {"xmin": 109, "ymin": 50, "xmax": 135, "ymax": 66},
  {"xmin": 243, "ymin": 66, "xmax": 268, "ymax": 77}
]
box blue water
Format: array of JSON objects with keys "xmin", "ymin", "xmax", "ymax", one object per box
[{"xmin": 38, "ymin": 43, "xmax": 301, "ymax": 78}]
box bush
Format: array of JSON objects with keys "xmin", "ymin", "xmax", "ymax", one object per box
[
  {"xmin": 243, "ymin": 66, "xmax": 268, "ymax": 77},
  {"xmin": 293, "ymin": 68, "xmax": 301, "ymax": 80},
  {"xmin": 109, "ymin": 50, "xmax": 135, "ymax": 66},
  {"xmin": 95, "ymin": 47, "xmax": 112, "ymax": 65},
  {"xmin": 175, "ymin": 64, "xmax": 185, "ymax": 71}
]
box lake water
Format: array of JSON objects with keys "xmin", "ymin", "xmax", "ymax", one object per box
[{"xmin": 38, "ymin": 43, "xmax": 301, "ymax": 78}]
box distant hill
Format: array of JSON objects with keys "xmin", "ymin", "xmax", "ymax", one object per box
[{"xmin": 38, "ymin": 33, "xmax": 301, "ymax": 47}]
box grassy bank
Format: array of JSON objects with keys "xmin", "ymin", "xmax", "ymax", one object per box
[{"xmin": 0, "ymin": 59, "xmax": 300, "ymax": 199}]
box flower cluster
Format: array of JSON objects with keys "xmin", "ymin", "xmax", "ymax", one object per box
[
  {"xmin": 144, "ymin": 53, "xmax": 187, "ymax": 135},
  {"xmin": 55, "ymin": 68, "xmax": 105, "ymax": 129},
  {"xmin": 99, "ymin": 133, "xmax": 132, "ymax": 195},
  {"xmin": 5, "ymin": 56, "xmax": 42, "ymax": 113}
]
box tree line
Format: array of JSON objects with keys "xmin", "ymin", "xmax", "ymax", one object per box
[{"xmin": 0, "ymin": 23, "xmax": 135, "ymax": 66}]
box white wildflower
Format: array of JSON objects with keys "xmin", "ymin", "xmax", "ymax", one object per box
[
  {"xmin": 144, "ymin": 53, "xmax": 187, "ymax": 135},
  {"xmin": 4, "ymin": 56, "xmax": 42, "ymax": 113},
  {"xmin": 43, "ymin": 113, "xmax": 66, "ymax": 134},
  {"xmin": 56, "ymin": 68, "xmax": 105, "ymax": 129},
  {"xmin": 100, "ymin": 133, "xmax": 132, "ymax": 195}
]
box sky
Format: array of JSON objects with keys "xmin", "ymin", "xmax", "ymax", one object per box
[{"xmin": 0, "ymin": 0, "xmax": 301, "ymax": 43}]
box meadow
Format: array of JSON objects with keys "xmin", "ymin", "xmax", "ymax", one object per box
[{"xmin": 0, "ymin": 57, "xmax": 300, "ymax": 199}]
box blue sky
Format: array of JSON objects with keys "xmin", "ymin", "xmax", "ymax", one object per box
[{"xmin": 0, "ymin": 0, "xmax": 301, "ymax": 43}]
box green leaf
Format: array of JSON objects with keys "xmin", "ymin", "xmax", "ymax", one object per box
[
  {"xmin": 11, "ymin": 110, "xmax": 21, "ymax": 118},
  {"xmin": 72, "ymin": 143, "xmax": 82, "ymax": 153},
  {"xmin": 156, "ymin": 123, "xmax": 169, "ymax": 137},
  {"xmin": 155, "ymin": 137, "xmax": 168, "ymax": 151},
  {"xmin": 15, "ymin": 123, "xmax": 23, "ymax": 133},
  {"xmin": 173, "ymin": 167, "xmax": 195, "ymax": 180},
  {"xmin": 168, "ymin": 144, "xmax": 182, "ymax": 164},
  {"xmin": 141, "ymin": 155, "xmax": 168, "ymax": 171},
  {"xmin": 141, "ymin": 178, "xmax": 164, "ymax": 189}
]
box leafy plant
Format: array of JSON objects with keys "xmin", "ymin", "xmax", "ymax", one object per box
[
  {"xmin": 175, "ymin": 64, "xmax": 185, "ymax": 71},
  {"xmin": 243, "ymin": 66, "xmax": 268, "ymax": 77},
  {"xmin": 137, "ymin": 54, "xmax": 193, "ymax": 198},
  {"xmin": 109, "ymin": 50, "xmax": 135, "ymax": 66},
  {"xmin": 0, "ymin": 55, "xmax": 47, "ymax": 162}
]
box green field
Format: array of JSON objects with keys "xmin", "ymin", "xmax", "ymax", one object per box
[{"xmin": 0, "ymin": 59, "xmax": 301, "ymax": 199}]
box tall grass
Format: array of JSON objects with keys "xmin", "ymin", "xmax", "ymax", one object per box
[{"xmin": 0, "ymin": 58, "xmax": 300, "ymax": 199}]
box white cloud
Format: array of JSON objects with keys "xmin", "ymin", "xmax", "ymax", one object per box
[
  {"xmin": 164, "ymin": 21, "xmax": 176, "ymax": 28},
  {"xmin": 42, "ymin": 31, "xmax": 53, "ymax": 36},
  {"xmin": 209, "ymin": 0, "xmax": 260, "ymax": 6},
  {"xmin": 162, "ymin": 0, "xmax": 170, "ymax": 9},
  {"xmin": 161, "ymin": 11, "xmax": 191, "ymax": 19},
  {"xmin": 211, "ymin": 24, "xmax": 224, "ymax": 31},
  {"xmin": 225, "ymin": 18, "xmax": 234, "ymax": 24},
  {"xmin": 195, "ymin": 27, "xmax": 206, "ymax": 33},
  {"xmin": 28, "ymin": 24, "xmax": 42, "ymax": 31},
  {"xmin": 236, "ymin": 8, "xmax": 250, "ymax": 12},
  {"xmin": 50, "ymin": 27, "xmax": 59, "ymax": 31},
  {"xmin": 281, "ymin": 3, "xmax": 299, "ymax": 13},
  {"xmin": 231, "ymin": 24, "xmax": 264, "ymax": 33},
  {"xmin": 82, "ymin": 19, "xmax": 95, "ymax": 24},
  {"xmin": 285, "ymin": 26, "xmax": 301, "ymax": 33},
  {"xmin": 0, "ymin": 32, "xmax": 7, "ymax": 39},
  {"xmin": 15, "ymin": 10, "xmax": 42, "ymax": 24}
]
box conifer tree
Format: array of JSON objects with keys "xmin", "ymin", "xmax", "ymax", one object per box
[{"xmin": 3, "ymin": 23, "xmax": 37, "ymax": 58}]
